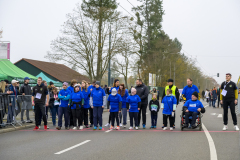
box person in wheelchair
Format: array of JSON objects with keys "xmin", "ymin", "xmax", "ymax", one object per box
[{"xmin": 183, "ymin": 91, "xmax": 205, "ymax": 129}]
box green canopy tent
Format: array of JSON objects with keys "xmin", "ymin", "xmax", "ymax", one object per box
[
  {"xmin": 0, "ymin": 59, "xmax": 37, "ymax": 83},
  {"xmin": 36, "ymin": 72, "xmax": 62, "ymax": 87}
]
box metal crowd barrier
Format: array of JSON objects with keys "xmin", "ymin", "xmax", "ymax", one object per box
[
  {"xmin": 237, "ymin": 96, "xmax": 240, "ymax": 115},
  {"xmin": 4, "ymin": 95, "xmax": 33, "ymax": 128}
]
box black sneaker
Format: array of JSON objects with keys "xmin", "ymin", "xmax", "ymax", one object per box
[
  {"xmin": 90, "ymin": 124, "xmax": 93, "ymax": 127},
  {"xmin": 183, "ymin": 124, "xmax": 188, "ymax": 128},
  {"xmin": 65, "ymin": 127, "xmax": 70, "ymax": 130},
  {"xmin": 192, "ymin": 125, "xmax": 197, "ymax": 129}
]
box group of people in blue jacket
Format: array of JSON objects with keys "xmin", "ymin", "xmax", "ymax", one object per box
[{"xmin": 51, "ymin": 77, "xmax": 205, "ymax": 131}]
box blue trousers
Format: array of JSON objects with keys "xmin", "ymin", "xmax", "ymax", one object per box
[
  {"xmin": 93, "ymin": 107, "xmax": 102, "ymax": 127},
  {"xmin": 50, "ymin": 105, "xmax": 59, "ymax": 125},
  {"xmin": 58, "ymin": 107, "xmax": 69, "ymax": 127},
  {"xmin": 151, "ymin": 113, "xmax": 158, "ymax": 126}
]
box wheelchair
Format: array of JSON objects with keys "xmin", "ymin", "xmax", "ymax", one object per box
[{"xmin": 180, "ymin": 111, "xmax": 203, "ymax": 131}]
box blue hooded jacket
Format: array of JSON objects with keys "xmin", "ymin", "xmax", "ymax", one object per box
[
  {"xmin": 119, "ymin": 89, "xmax": 129, "ymax": 108},
  {"xmin": 182, "ymin": 84, "xmax": 199, "ymax": 101},
  {"xmin": 58, "ymin": 89, "xmax": 71, "ymax": 107},
  {"xmin": 70, "ymin": 91, "xmax": 84, "ymax": 109},
  {"xmin": 81, "ymin": 88, "xmax": 90, "ymax": 108},
  {"xmin": 90, "ymin": 87, "xmax": 106, "ymax": 107},
  {"xmin": 126, "ymin": 95, "xmax": 141, "ymax": 112},
  {"xmin": 183, "ymin": 99, "xmax": 204, "ymax": 113},
  {"xmin": 161, "ymin": 95, "xmax": 177, "ymax": 115},
  {"xmin": 108, "ymin": 94, "xmax": 122, "ymax": 112}
]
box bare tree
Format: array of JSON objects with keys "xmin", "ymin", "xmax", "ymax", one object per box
[{"xmin": 45, "ymin": 5, "xmax": 129, "ymax": 81}]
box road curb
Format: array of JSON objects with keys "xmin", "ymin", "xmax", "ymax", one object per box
[{"xmin": 0, "ymin": 121, "xmax": 53, "ymax": 134}]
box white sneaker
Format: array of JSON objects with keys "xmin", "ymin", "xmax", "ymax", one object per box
[
  {"xmin": 73, "ymin": 127, "xmax": 77, "ymax": 130},
  {"xmin": 79, "ymin": 126, "xmax": 83, "ymax": 130},
  {"xmin": 170, "ymin": 127, "xmax": 173, "ymax": 131},
  {"xmin": 222, "ymin": 125, "xmax": 228, "ymax": 131},
  {"xmin": 129, "ymin": 127, "xmax": 133, "ymax": 130},
  {"xmin": 105, "ymin": 123, "xmax": 110, "ymax": 127},
  {"xmin": 38, "ymin": 126, "xmax": 41, "ymax": 129},
  {"xmin": 163, "ymin": 127, "xmax": 167, "ymax": 130},
  {"xmin": 135, "ymin": 127, "xmax": 139, "ymax": 130},
  {"xmin": 47, "ymin": 126, "xmax": 49, "ymax": 129},
  {"xmin": 123, "ymin": 125, "xmax": 126, "ymax": 128},
  {"xmin": 234, "ymin": 125, "xmax": 239, "ymax": 131},
  {"xmin": 120, "ymin": 123, "xmax": 122, "ymax": 127}
]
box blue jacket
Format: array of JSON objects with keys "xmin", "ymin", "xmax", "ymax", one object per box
[
  {"xmin": 9, "ymin": 84, "xmax": 19, "ymax": 97},
  {"xmin": 182, "ymin": 85, "xmax": 199, "ymax": 101},
  {"xmin": 81, "ymin": 88, "xmax": 90, "ymax": 108},
  {"xmin": 58, "ymin": 89, "xmax": 71, "ymax": 107},
  {"xmin": 90, "ymin": 87, "xmax": 106, "ymax": 107},
  {"xmin": 119, "ymin": 89, "xmax": 129, "ymax": 108},
  {"xmin": 183, "ymin": 99, "xmax": 204, "ymax": 113},
  {"xmin": 68, "ymin": 86, "xmax": 74, "ymax": 94},
  {"xmin": 161, "ymin": 95, "xmax": 177, "ymax": 115},
  {"xmin": 126, "ymin": 95, "xmax": 141, "ymax": 112},
  {"xmin": 108, "ymin": 94, "xmax": 122, "ymax": 112},
  {"xmin": 70, "ymin": 91, "xmax": 84, "ymax": 109},
  {"xmin": 88, "ymin": 85, "xmax": 95, "ymax": 92}
]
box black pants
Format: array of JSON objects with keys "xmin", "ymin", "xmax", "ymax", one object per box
[
  {"xmin": 89, "ymin": 107, "xmax": 93, "ymax": 125},
  {"xmin": 185, "ymin": 112, "xmax": 198, "ymax": 126},
  {"xmin": 223, "ymin": 99, "xmax": 237, "ymax": 125},
  {"xmin": 83, "ymin": 108, "xmax": 89, "ymax": 126},
  {"xmin": 72, "ymin": 109, "xmax": 83, "ymax": 127},
  {"xmin": 108, "ymin": 113, "xmax": 111, "ymax": 124},
  {"xmin": 129, "ymin": 112, "xmax": 138, "ymax": 127},
  {"xmin": 111, "ymin": 112, "xmax": 119, "ymax": 126},
  {"xmin": 35, "ymin": 103, "xmax": 47, "ymax": 126},
  {"xmin": 138, "ymin": 104, "xmax": 147, "ymax": 126},
  {"xmin": 163, "ymin": 114, "xmax": 174, "ymax": 127}
]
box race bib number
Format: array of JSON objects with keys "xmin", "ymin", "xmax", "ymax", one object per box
[
  {"xmin": 54, "ymin": 100, "xmax": 60, "ymax": 106},
  {"xmin": 221, "ymin": 89, "xmax": 227, "ymax": 96},
  {"xmin": 189, "ymin": 104, "xmax": 196, "ymax": 107},
  {"xmin": 36, "ymin": 93, "xmax": 42, "ymax": 99}
]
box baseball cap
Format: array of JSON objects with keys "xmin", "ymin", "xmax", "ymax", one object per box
[
  {"xmin": 11, "ymin": 80, "xmax": 19, "ymax": 84},
  {"xmin": 24, "ymin": 77, "xmax": 30, "ymax": 81}
]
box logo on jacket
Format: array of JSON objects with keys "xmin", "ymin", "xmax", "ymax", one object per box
[
  {"xmin": 229, "ymin": 85, "xmax": 232, "ymax": 87},
  {"xmin": 189, "ymin": 104, "xmax": 196, "ymax": 107}
]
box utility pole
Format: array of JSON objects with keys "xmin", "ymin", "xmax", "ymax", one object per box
[{"xmin": 108, "ymin": 25, "xmax": 111, "ymax": 87}]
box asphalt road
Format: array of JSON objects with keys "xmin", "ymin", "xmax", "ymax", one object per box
[{"xmin": 0, "ymin": 101, "xmax": 239, "ymax": 160}]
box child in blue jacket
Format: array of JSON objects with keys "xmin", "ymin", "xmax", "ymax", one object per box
[
  {"xmin": 90, "ymin": 81, "xmax": 106, "ymax": 130},
  {"xmin": 107, "ymin": 88, "xmax": 122, "ymax": 130},
  {"xmin": 56, "ymin": 82, "xmax": 71, "ymax": 130},
  {"xmin": 68, "ymin": 84, "xmax": 84, "ymax": 130},
  {"xmin": 126, "ymin": 88, "xmax": 141, "ymax": 130},
  {"xmin": 161, "ymin": 89, "xmax": 177, "ymax": 131}
]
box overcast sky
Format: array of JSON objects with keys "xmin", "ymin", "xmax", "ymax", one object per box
[{"xmin": 0, "ymin": 0, "xmax": 240, "ymax": 84}]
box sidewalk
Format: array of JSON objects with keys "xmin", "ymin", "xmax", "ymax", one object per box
[{"xmin": 0, "ymin": 110, "xmax": 53, "ymax": 134}]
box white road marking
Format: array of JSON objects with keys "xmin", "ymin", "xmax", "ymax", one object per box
[
  {"xmin": 211, "ymin": 113, "xmax": 216, "ymax": 115},
  {"xmin": 217, "ymin": 114, "xmax": 222, "ymax": 118},
  {"xmin": 55, "ymin": 140, "xmax": 91, "ymax": 155},
  {"xmin": 202, "ymin": 124, "xmax": 218, "ymax": 160},
  {"xmin": 105, "ymin": 130, "xmax": 112, "ymax": 133}
]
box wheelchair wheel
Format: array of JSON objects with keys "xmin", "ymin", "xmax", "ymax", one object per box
[
  {"xmin": 198, "ymin": 115, "xmax": 202, "ymax": 131},
  {"xmin": 180, "ymin": 112, "xmax": 184, "ymax": 131}
]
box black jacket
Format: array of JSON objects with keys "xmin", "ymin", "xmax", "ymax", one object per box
[
  {"xmin": 135, "ymin": 83, "xmax": 149, "ymax": 105},
  {"xmin": 20, "ymin": 83, "xmax": 32, "ymax": 102},
  {"xmin": 148, "ymin": 99, "xmax": 160, "ymax": 115}
]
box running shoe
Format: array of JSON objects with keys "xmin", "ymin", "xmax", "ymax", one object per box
[
  {"xmin": 105, "ymin": 123, "xmax": 110, "ymax": 127},
  {"xmin": 129, "ymin": 127, "xmax": 133, "ymax": 130},
  {"xmin": 222, "ymin": 125, "xmax": 228, "ymax": 131},
  {"xmin": 234, "ymin": 125, "xmax": 239, "ymax": 131}
]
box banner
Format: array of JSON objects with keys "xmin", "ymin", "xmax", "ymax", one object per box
[
  {"xmin": 153, "ymin": 74, "xmax": 156, "ymax": 86},
  {"xmin": 149, "ymin": 73, "xmax": 152, "ymax": 86},
  {"xmin": 0, "ymin": 42, "xmax": 10, "ymax": 59}
]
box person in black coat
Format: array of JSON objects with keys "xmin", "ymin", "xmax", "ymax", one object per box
[{"xmin": 135, "ymin": 79, "xmax": 149, "ymax": 129}]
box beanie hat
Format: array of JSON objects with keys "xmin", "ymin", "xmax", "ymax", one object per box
[
  {"xmin": 95, "ymin": 81, "xmax": 100, "ymax": 86},
  {"xmin": 111, "ymin": 88, "xmax": 117, "ymax": 96},
  {"xmin": 50, "ymin": 81, "xmax": 54, "ymax": 85},
  {"xmin": 167, "ymin": 79, "xmax": 174, "ymax": 82},
  {"xmin": 192, "ymin": 91, "xmax": 198, "ymax": 99},
  {"xmin": 63, "ymin": 82, "xmax": 68, "ymax": 87}
]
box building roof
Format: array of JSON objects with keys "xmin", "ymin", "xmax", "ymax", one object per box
[{"xmin": 14, "ymin": 58, "xmax": 90, "ymax": 82}]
